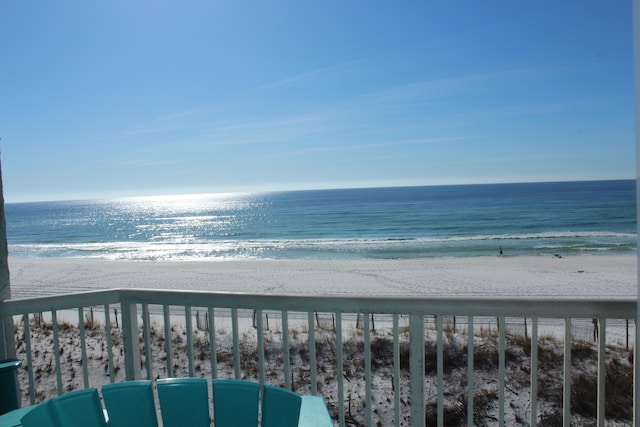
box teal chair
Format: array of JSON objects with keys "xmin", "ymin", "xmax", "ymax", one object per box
[
  {"xmin": 102, "ymin": 380, "xmax": 158, "ymax": 427},
  {"xmin": 261, "ymin": 384, "xmax": 302, "ymax": 427},
  {"xmin": 212, "ymin": 380, "xmax": 259, "ymax": 427},
  {"xmin": 53, "ymin": 388, "xmax": 107, "ymax": 427},
  {"xmin": 20, "ymin": 401, "xmax": 59, "ymax": 427},
  {"xmin": 157, "ymin": 378, "xmax": 210, "ymax": 427}
]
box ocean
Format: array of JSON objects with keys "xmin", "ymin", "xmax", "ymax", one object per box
[{"xmin": 4, "ymin": 180, "xmax": 636, "ymax": 261}]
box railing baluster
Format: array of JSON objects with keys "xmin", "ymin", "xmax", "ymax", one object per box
[
  {"xmin": 563, "ymin": 318, "xmax": 571, "ymax": 427},
  {"xmin": 467, "ymin": 316, "xmax": 474, "ymax": 427},
  {"xmin": 77, "ymin": 307, "xmax": 89, "ymax": 388},
  {"xmin": 308, "ymin": 312, "xmax": 317, "ymax": 395},
  {"xmin": 121, "ymin": 302, "xmax": 141, "ymax": 381},
  {"xmin": 232, "ymin": 307, "xmax": 240, "ymax": 379},
  {"xmin": 437, "ymin": 315, "xmax": 444, "ymax": 427},
  {"xmin": 256, "ymin": 309, "xmax": 265, "ymax": 388},
  {"xmin": 498, "ymin": 316, "xmax": 506, "ymax": 426},
  {"xmin": 364, "ymin": 313, "xmax": 372, "ymax": 427},
  {"xmin": 22, "ymin": 314, "xmax": 35, "ymax": 404},
  {"xmin": 597, "ymin": 318, "xmax": 606, "ymax": 427},
  {"xmin": 530, "ymin": 317, "xmax": 539, "ymax": 426},
  {"xmin": 409, "ymin": 314, "xmax": 425, "ymax": 427},
  {"xmin": 163, "ymin": 305, "xmax": 173, "ymax": 377},
  {"xmin": 185, "ymin": 305, "xmax": 194, "ymax": 377},
  {"xmin": 336, "ymin": 312, "xmax": 345, "ymax": 427},
  {"xmin": 103, "ymin": 304, "xmax": 115, "ymax": 383},
  {"xmin": 393, "ymin": 314, "xmax": 400, "ymax": 427},
  {"xmin": 282, "ymin": 311, "xmax": 290, "ymax": 389},
  {"xmin": 208, "ymin": 307, "xmax": 216, "ymax": 380},
  {"xmin": 142, "ymin": 304, "xmax": 152, "ymax": 380},
  {"xmin": 51, "ymin": 310, "xmax": 62, "ymax": 394}
]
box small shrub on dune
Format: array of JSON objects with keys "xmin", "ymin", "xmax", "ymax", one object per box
[
  {"xmin": 370, "ymin": 337, "xmax": 393, "ymax": 368},
  {"xmin": 538, "ymin": 409, "xmax": 563, "ymax": 427},
  {"xmin": 473, "ymin": 344, "xmax": 498, "ymax": 370},
  {"xmin": 571, "ymin": 340, "xmax": 596, "ymax": 361}
]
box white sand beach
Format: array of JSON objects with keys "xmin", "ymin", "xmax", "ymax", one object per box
[{"xmin": 6, "ymin": 254, "xmax": 637, "ymax": 300}]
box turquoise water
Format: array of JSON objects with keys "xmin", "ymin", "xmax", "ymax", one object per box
[{"xmin": 4, "ymin": 180, "xmax": 636, "ymax": 261}]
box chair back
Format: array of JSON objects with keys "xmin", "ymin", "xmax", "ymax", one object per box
[
  {"xmin": 53, "ymin": 388, "xmax": 107, "ymax": 427},
  {"xmin": 212, "ymin": 379, "xmax": 259, "ymax": 427},
  {"xmin": 20, "ymin": 400, "xmax": 59, "ymax": 427},
  {"xmin": 261, "ymin": 384, "xmax": 302, "ymax": 427},
  {"xmin": 157, "ymin": 377, "xmax": 210, "ymax": 427},
  {"xmin": 102, "ymin": 380, "xmax": 158, "ymax": 427},
  {"xmin": 298, "ymin": 395, "xmax": 333, "ymax": 426}
]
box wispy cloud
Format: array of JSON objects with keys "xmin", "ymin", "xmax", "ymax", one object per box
[
  {"xmin": 120, "ymin": 158, "xmax": 182, "ymax": 167},
  {"xmin": 122, "ymin": 108, "xmax": 214, "ymax": 137},
  {"xmin": 358, "ymin": 68, "xmax": 547, "ymax": 105},
  {"xmin": 206, "ymin": 114, "xmax": 327, "ymax": 134},
  {"xmin": 281, "ymin": 136, "xmax": 476, "ymax": 156},
  {"xmin": 257, "ymin": 60, "xmax": 363, "ymax": 90},
  {"xmin": 196, "ymin": 113, "xmax": 343, "ymax": 148},
  {"xmin": 115, "ymin": 66, "xmax": 568, "ymax": 160}
]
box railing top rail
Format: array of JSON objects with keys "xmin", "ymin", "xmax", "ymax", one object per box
[
  {"xmin": 0, "ymin": 288, "xmax": 635, "ymax": 319},
  {"xmin": 0, "ymin": 289, "xmax": 122, "ymax": 314}
]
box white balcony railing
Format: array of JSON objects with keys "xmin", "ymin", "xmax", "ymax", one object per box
[{"xmin": 0, "ymin": 289, "xmax": 635, "ymax": 427}]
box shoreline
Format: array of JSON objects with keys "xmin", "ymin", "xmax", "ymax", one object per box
[{"xmin": 6, "ymin": 254, "xmax": 637, "ymax": 300}]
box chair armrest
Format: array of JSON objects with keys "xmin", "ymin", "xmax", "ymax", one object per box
[
  {"xmin": 298, "ymin": 396, "xmax": 333, "ymax": 427},
  {"xmin": 0, "ymin": 405, "xmax": 37, "ymax": 427}
]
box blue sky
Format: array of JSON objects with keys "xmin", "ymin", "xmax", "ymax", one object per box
[{"xmin": 0, "ymin": 1, "xmax": 635, "ymax": 202}]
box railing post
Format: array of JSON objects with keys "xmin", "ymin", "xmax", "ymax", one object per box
[
  {"xmin": 597, "ymin": 318, "xmax": 606, "ymax": 427},
  {"xmin": 308, "ymin": 311, "xmax": 317, "ymax": 395},
  {"xmin": 436, "ymin": 315, "xmax": 444, "ymax": 427},
  {"xmin": 163, "ymin": 305, "xmax": 174, "ymax": 377},
  {"xmin": 121, "ymin": 300, "xmax": 141, "ymax": 380},
  {"xmin": 633, "ymin": 0, "xmax": 640, "ymax": 422},
  {"xmin": 498, "ymin": 316, "xmax": 506, "ymax": 426},
  {"xmin": 393, "ymin": 314, "xmax": 401, "ymax": 427},
  {"xmin": 466, "ymin": 316, "xmax": 475, "ymax": 427},
  {"xmin": 363, "ymin": 313, "xmax": 372, "ymax": 427},
  {"xmin": 563, "ymin": 318, "xmax": 572, "ymax": 427},
  {"xmin": 409, "ymin": 314, "xmax": 425, "ymax": 427},
  {"xmin": 0, "ymin": 315, "xmax": 15, "ymax": 360},
  {"xmin": 530, "ymin": 317, "xmax": 539, "ymax": 426},
  {"xmin": 336, "ymin": 312, "xmax": 345, "ymax": 427},
  {"xmin": 0, "ymin": 159, "xmax": 15, "ymax": 360}
]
